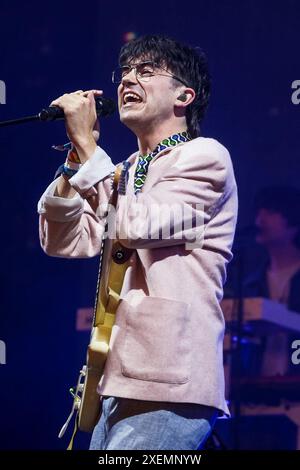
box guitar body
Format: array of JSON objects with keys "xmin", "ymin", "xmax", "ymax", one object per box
[
  {"xmin": 78, "ymin": 240, "xmax": 133, "ymax": 432},
  {"xmin": 77, "ymin": 311, "xmax": 114, "ymax": 432},
  {"xmin": 58, "ymin": 161, "xmax": 132, "ymax": 441}
]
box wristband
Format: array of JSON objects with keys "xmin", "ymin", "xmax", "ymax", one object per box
[
  {"xmin": 61, "ymin": 165, "xmax": 78, "ymax": 178},
  {"xmin": 53, "ymin": 162, "xmax": 79, "ymax": 179}
]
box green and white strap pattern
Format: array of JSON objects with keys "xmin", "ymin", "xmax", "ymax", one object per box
[{"xmin": 134, "ymin": 130, "xmax": 192, "ymax": 194}]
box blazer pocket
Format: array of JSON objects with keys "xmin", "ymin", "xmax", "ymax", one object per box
[{"xmin": 120, "ymin": 296, "xmax": 191, "ymax": 384}]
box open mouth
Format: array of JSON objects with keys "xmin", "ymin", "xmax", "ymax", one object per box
[{"xmin": 123, "ymin": 91, "xmax": 143, "ymax": 105}]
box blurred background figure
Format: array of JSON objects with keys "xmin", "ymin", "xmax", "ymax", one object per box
[
  {"xmin": 244, "ymin": 186, "xmax": 300, "ymax": 376},
  {"xmin": 246, "ymin": 186, "xmax": 300, "ymax": 312},
  {"xmin": 219, "ymin": 186, "xmax": 300, "ymax": 450}
]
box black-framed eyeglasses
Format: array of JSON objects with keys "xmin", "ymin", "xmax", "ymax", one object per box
[{"xmin": 112, "ymin": 60, "xmax": 189, "ymax": 87}]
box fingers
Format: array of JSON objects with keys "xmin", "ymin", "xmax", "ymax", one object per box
[
  {"xmin": 72, "ymin": 89, "xmax": 103, "ymax": 97},
  {"xmin": 50, "ymin": 89, "xmax": 103, "ymax": 107},
  {"xmin": 86, "ymin": 90, "xmax": 96, "ymax": 104}
]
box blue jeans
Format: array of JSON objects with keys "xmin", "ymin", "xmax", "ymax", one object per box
[{"xmin": 89, "ymin": 397, "xmax": 218, "ymax": 450}]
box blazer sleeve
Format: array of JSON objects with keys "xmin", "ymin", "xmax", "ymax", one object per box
[
  {"xmin": 38, "ymin": 138, "xmax": 236, "ymax": 256},
  {"xmin": 37, "ymin": 146, "xmax": 115, "ymax": 258}
]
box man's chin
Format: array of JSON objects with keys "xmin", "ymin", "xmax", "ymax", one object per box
[{"xmin": 120, "ymin": 110, "xmax": 145, "ymax": 129}]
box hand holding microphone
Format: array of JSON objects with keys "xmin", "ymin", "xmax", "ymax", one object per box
[
  {"xmin": 0, "ymin": 88, "xmax": 116, "ymax": 147},
  {"xmin": 50, "ymin": 90, "xmax": 103, "ymax": 161}
]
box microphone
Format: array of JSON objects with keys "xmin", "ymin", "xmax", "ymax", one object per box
[
  {"xmin": 39, "ymin": 96, "xmax": 116, "ymax": 121},
  {"xmin": 0, "ymin": 96, "xmax": 116, "ymax": 127}
]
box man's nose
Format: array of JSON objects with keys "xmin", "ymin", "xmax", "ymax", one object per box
[{"xmin": 122, "ymin": 67, "xmax": 137, "ymax": 85}]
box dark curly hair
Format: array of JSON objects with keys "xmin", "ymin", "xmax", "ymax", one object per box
[{"xmin": 118, "ymin": 34, "xmax": 211, "ymax": 139}]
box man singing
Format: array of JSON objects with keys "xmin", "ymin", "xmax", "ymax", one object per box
[{"xmin": 38, "ymin": 34, "xmax": 238, "ymax": 450}]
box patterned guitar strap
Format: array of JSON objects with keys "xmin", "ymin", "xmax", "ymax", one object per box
[{"xmin": 133, "ymin": 130, "xmax": 192, "ymax": 194}]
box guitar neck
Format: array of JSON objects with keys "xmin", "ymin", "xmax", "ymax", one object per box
[{"xmin": 92, "ymin": 161, "xmax": 131, "ymax": 327}]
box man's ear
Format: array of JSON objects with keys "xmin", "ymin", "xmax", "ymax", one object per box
[{"xmin": 175, "ymin": 88, "xmax": 196, "ymax": 107}]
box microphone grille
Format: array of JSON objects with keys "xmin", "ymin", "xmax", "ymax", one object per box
[{"xmin": 95, "ymin": 97, "xmax": 116, "ymax": 117}]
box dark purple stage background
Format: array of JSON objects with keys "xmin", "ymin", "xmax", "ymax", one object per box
[{"xmin": 0, "ymin": 0, "xmax": 299, "ymax": 450}]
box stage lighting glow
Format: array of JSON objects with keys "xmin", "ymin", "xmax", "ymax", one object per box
[{"xmin": 123, "ymin": 31, "xmax": 137, "ymax": 43}]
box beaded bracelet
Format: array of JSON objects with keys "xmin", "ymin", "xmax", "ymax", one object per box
[
  {"xmin": 62, "ymin": 149, "xmax": 82, "ymax": 177},
  {"xmin": 61, "ymin": 165, "xmax": 78, "ymax": 178},
  {"xmin": 52, "ymin": 143, "xmax": 83, "ymax": 179}
]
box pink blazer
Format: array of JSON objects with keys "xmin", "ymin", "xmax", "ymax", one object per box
[{"xmin": 38, "ymin": 137, "xmax": 238, "ymax": 415}]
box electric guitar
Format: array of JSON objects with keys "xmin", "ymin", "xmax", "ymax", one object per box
[{"xmin": 59, "ymin": 160, "xmax": 133, "ymax": 444}]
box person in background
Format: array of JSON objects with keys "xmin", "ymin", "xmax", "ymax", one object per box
[
  {"xmin": 244, "ymin": 186, "xmax": 300, "ymax": 376},
  {"xmin": 245, "ymin": 186, "xmax": 300, "ymax": 312}
]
